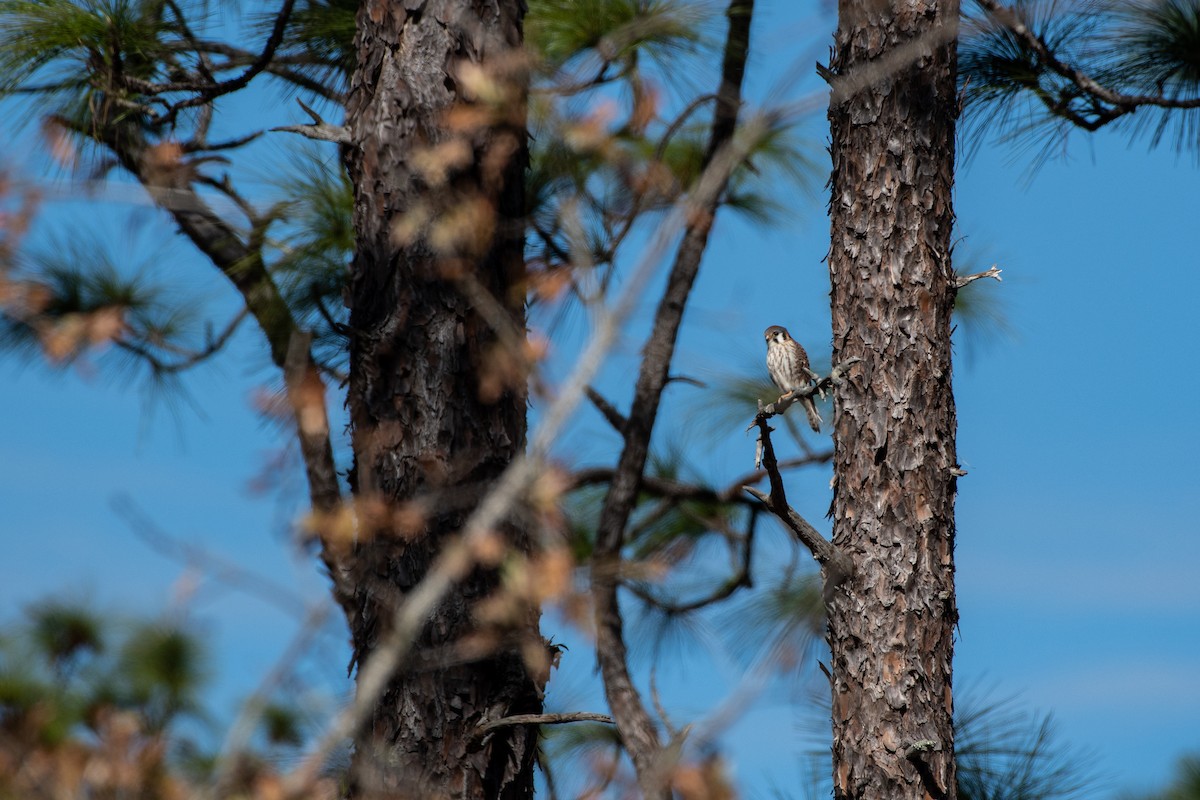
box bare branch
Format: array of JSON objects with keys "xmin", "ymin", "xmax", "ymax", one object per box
[
  {"xmin": 626, "ymin": 507, "xmax": 758, "ymax": 615},
  {"xmin": 955, "ymin": 265, "xmax": 1003, "ymax": 289},
  {"xmin": 585, "ymin": 386, "xmax": 627, "ymax": 433},
  {"xmin": 742, "ymin": 411, "xmax": 852, "ymax": 587},
  {"xmin": 475, "ymin": 712, "xmax": 615, "ymax": 736},
  {"xmin": 182, "ymin": 130, "xmax": 264, "ymax": 154},
  {"xmin": 162, "ymin": 38, "xmax": 345, "ymax": 102},
  {"xmin": 271, "ymin": 97, "xmax": 352, "ymax": 145}
]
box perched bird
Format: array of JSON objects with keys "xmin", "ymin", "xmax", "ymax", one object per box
[{"xmin": 764, "ymin": 325, "xmax": 822, "ymax": 433}]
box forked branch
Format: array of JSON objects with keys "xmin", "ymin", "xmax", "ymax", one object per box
[{"xmin": 743, "ymin": 359, "xmax": 857, "ymax": 587}]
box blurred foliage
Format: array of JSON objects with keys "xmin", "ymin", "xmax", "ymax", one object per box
[
  {"xmin": 0, "ymin": 598, "xmax": 334, "ymax": 798},
  {"xmin": 269, "ymin": 0, "xmax": 357, "ymax": 83},
  {"xmin": 527, "ymin": 0, "xmax": 711, "ymax": 73},
  {"xmin": 0, "ymin": 600, "xmax": 208, "ymax": 729},
  {"xmin": 0, "ymin": 0, "xmax": 171, "ymax": 94},
  {"xmin": 1122, "ymin": 754, "xmax": 1200, "ymax": 800}
]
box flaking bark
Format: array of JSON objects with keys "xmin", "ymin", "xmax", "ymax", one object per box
[
  {"xmin": 826, "ymin": 1, "xmax": 961, "ymax": 798},
  {"xmin": 342, "ymin": 1, "xmax": 543, "ymax": 797}
]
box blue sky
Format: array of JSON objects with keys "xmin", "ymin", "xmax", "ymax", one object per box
[{"xmin": 3, "ymin": 2, "xmax": 1199, "ymax": 797}]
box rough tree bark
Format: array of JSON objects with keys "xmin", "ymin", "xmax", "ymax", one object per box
[
  {"xmin": 826, "ymin": 1, "xmax": 960, "ymax": 798},
  {"xmin": 342, "ymin": 1, "xmax": 543, "ymax": 797}
]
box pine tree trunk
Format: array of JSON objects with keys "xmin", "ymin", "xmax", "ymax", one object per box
[
  {"xmin": 826, "ymin": 1, "xmax": 960, "ymax": 798},
  {"xmin": 342, "ymin": 2, "xmax": 542, "ymax": 797}
]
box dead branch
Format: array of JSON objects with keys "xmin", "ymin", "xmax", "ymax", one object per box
[
  {"xmin": 271, "ymin": 97, "xmax": 352, "ymax": 145},
  {"xmin": 955, "ymin": 265, "xmax": 1002, "ymax": 289},
  {"xmin": 742, "ymin": 412, "xmax": 852, "ymax": 588}
]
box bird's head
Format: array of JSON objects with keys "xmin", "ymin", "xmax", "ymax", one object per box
[{"xmin": 764, "ymin": 325, "xmax": 790, "ymax": 345}]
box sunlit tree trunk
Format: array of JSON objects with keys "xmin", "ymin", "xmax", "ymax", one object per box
[
  {"xmin": 342, "ymin": 2, "xmax": 542, "ymax": 797},
  {"xmin": 826, "ymin": 1, "xmax": 960, "ymax": 797}
]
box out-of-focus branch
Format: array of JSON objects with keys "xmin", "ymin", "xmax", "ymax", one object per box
[
  {"xmin": 52, "ymin": 113, "xmax": 352, "ymax": 619},
  {"xmin": 212, "ymin": 604, "xmax": 331, "ymax": 794},
  {"xmin": 474, "ymin": 712, "xmax": 615, "ymax": 735},
  {"xmin": 585, "ymin": 386, "xmax": 627, "ymax": 433},
  {"xmin": 626, "ymin": 507, "xmax": 758, "ymax": 615},
  {"xmin": 111, "ymin": 495, "xmax": 310, "ymax": 618},
  {"xmin": 115, "ymin": 307, "xmax": 249, "ymax": 374},
  {"xmin": 590, "ymin": 1, "xmax": 757, "ymax": 796},
  {"xmin": 166, "ymin": 0, "xmax": 298, "ymax": 116},
  {"xmin": 282, "ymin": 100, "xmax": 708, "ymax": 790}
]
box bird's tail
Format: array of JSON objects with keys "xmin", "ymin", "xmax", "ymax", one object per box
[{"xmin": 802, "ymin": 397, "xmax": 823, "ymax": 433}]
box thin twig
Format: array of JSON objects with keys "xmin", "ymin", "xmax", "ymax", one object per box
[{"xmin": 116, "ymin": 307, "xmax": 249, "ymax": 374}]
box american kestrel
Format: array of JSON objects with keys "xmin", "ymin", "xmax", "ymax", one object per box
[{"xmin": 764, "ymin": 325, "xmax": 822, "ymax": 433}]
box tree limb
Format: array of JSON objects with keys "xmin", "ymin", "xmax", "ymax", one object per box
[
  {"xmin": 167, "ymin": 0, "xmax": 298, "ymax": 115},
  {"xmin": 740, "ymin": 358, "xmax": 859, "ymax": 585},
  {"xmin": 743, "ymin": 410, "xmax": 851, "ymax": 590},
  {"xmin": 590, "ymin": 2, "xmax": 757, "ymax": 796}
]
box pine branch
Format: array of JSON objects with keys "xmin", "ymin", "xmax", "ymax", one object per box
[{"xmin": 975, "ymin": 0, "xmax": 1200, "ymax": 129}]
